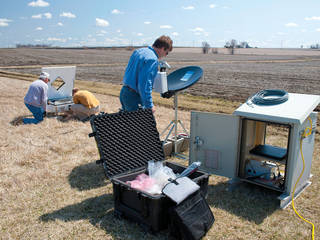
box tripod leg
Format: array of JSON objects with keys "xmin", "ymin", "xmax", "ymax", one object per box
[
  {"xmin": 178, "ymin": 120, "xmax": 189, "ymax": 137},
  {"xmin": 160, "ymin": 121, "xmax": 174, "ymax": 137},
  {"xmin": 163, "ymin": 123, "xmax": 175, "ymax": 144}
]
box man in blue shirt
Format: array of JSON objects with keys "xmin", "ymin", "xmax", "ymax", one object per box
[
  {"xmin": 23, "ymin": 72, "xmax": 50, "ymax": 124},
  {"xmin": 120, "ymin": 35, "xmax": 173, "ymax": 113}
]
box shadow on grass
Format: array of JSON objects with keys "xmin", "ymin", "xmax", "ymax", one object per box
[
  {"xmin": 10, "ymin": 115, "xmax": 31, "ymax": 126},
  {"xmin": 68, "ymin": 161, "xmax": 111, "ymax": 191},
  {"xmin": 10, "ymin": 114, "xmax": 78, "ymax": 125},
  {"xmin": 206, "ymin": 181, "xmax": 280, "ymax": 224},
  {"xmin": 39, "ymin": 194, "xmax": 169, "ymax": 239}
]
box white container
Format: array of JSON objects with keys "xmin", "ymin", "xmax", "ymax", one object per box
[{"xmin": 153, "ymin": 72, "xmax": 168, "ymax": 94}]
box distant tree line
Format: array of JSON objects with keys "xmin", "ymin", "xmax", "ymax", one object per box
[
  {"xmin": 224, "ymin": 39, "xmax": 252, "ymax": 55},
  {"xmin": 201, "ymin": 39, "xmax": 252, "ymax": 55},
  {"xmin": 224, "ymin": 39, "xmax": 251, "ymax": 49},
  {"xmin": 202, "ymin": 42, "xmax": 210, "ymax": 54},
  {"xmin": 16, "ymin": 44, "xmax": 52, "ymax": 48},
  {"xmin": 310, "ymin": 43, "xmax": 320, "ymax": 49}
]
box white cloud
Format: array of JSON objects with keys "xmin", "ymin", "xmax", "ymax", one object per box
[
  {"xmin": 60, "ymin": 12, "xmax": 76, "ymax": 18},
  {"xmin": 105, "ymin": 38, "xmax": 116, "ymax": 43},
  {"xmin": 190, "ymin": 27, "xmax": 209, "ymax": 36},
  {"xmin": 285, "ymin": 22, "xmax": 298, "ymax": 27},
  {"xmin": 104, "ymin": 37, "xmax": 130, "ymax": 46},
  {"xmin": 96, "ymin": 18, "xmax": 109, "ymax": 27},
  {"xmin": 137, "ymin": 33, "xmax": 143, "ymax": 36},
  {"xmin": 0, "ymin": 18, "xmax": 12, "ymax": 27},
  {"xmin": 57, "ymin": 22, "xmax": 63, "ymax": 26},
  {"xmin": 144, "ymin": 21, "xmax": 152, "ymax": 25},
  {"xmin": 96, "ymin": 30, "xmax": 107, "ymax": 36},
  {"xmin": 160, "ymin": 25, "xmax": 173, "ymax": 29},
  {"xmin": 111, "ymin": 9, "xmax": 123, "ymax": 14},
  {"xmin": 209, "ymin": 4, "xmax": 216, "ymax": 8},
  {"xmin": 277, "ymin": 32, "xmax": 286, "ymax": 35},
  {"xmin": 305, "ymin": 16, "xmax": 320, "ymax": 21},
  {"xmin": 182, "ymin": 6, "xmax": 195, "ymax": 10},
  {"xmin": 32, "ymin": 14, "xmax": 42, "ymax": 19},
  {"xmin": 36, "ymin": 27, "xmax": 43, "ymax": 30},
  {"xmin": 28, "ymin": 0, "xmax": 49, "ymax": 7},
  {"xmin": 224, "ymin": 30, "xmax": 233, "ymax": 34},
  {"xmin": 316, "ymin": 28, "xmax": 320, "ymax": 32},
  {"xmin": 116, "ymin": 30, "xmax": 121, "ymax": 33},
  {"xmin": 32, "ymin": 13, "xmax": 51, "ymax": 19},
  {"xmin": 47, "ymin": 37, "xmax": 66, "ymax": 42},
  {"xmin": 190, "ymin": 27, "xmax": 204, "ymax": 32},
  {"xmin": 44, "ymin": 12, "xmax": 52, "ymax": 19},
  {"xmin": 172, "ymin": 32, "xmax": 179, "ymax": 36}
]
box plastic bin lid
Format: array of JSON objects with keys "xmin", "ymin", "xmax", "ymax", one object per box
[{"xmin": 90, "ymin": 109, "xmax": 164, "ymax": 178}]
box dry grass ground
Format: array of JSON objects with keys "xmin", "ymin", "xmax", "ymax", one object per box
[{"xmin": 0, "ymin": 76, "xmax": 319, "ymax": 240}]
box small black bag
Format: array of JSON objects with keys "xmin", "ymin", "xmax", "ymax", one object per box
[{"xmin": 168, "ymin": 190, "xmax": 214, "ymax": 240}]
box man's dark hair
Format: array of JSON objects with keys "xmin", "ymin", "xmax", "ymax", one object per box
[
  {"xmin": 72, "ymin": 88, "xmax": 79, "ymax": 96},
  {"xmin": 153, "ymin": 35, "xmax": 173, "ymax": 51}
]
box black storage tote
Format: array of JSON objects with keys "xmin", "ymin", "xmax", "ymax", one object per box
[{"xmin": 89, "ymin": 109, "xmax": 210, "ymax": 232}]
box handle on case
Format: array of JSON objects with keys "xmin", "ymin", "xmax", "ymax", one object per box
[{"xmin": 88, "ymin": 132, "xmax": 96, "ymax": 137}]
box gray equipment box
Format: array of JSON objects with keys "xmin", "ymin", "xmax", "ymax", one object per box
[{"xmin": 189, "ymin": 93, "xmax": 320, "ymax": 208}]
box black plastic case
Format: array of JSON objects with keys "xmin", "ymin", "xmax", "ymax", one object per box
[{"xmin": 89, "ymin": 109, "xmax": 209, "ymax": 232}]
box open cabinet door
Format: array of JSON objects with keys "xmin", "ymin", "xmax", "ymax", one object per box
[
  {"xmin": 189, "ymin": 111, "xmax": 240, "ymax": 179},
  {"xmin": 43, "ymin": 66, "xmax": 76, "ymax": 101}
]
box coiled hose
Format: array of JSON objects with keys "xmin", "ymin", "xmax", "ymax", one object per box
[{"xmin": 248, "ymin": 89, "xmax": 289, "ymax": 106}]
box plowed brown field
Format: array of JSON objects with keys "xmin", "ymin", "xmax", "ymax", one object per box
[{"xmin": 1, "ymin": 47, "xmax": 320, "ymax": 103}]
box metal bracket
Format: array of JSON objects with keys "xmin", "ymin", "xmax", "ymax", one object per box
[{"xmin": 194, "ymin": 136, "xmax": 204, "ymax": 147}]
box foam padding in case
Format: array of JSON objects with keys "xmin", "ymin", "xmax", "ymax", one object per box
[{"xmin": 90, "ymin": 109, "xmax": 164, "ymax": 178}]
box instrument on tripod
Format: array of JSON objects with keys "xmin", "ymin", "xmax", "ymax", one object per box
[{"xmin": 160, "ymin": 66, "xmax": 203, "ymax": 157}]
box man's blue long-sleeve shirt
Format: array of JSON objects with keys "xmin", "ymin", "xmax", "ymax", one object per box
[
  {"xmin": 24, "ymin": 79, "xmax": 48, "ymax": 110},
  {"xmin": 122, "ymin": 46, "xmax": 159, "ymax": 108}
]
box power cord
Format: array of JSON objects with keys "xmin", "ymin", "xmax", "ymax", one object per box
[{"xmin": 291, "ymin": 117, "xmax": 315, "ymax": 240}]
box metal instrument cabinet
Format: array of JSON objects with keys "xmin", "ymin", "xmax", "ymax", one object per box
[
  {"xmin": 189, "ymin": 93, "xmax": 320, "ymax": 208},
  {"xmin": 43, "ymin": 66, "xmax": 75, "ymax": 114}
]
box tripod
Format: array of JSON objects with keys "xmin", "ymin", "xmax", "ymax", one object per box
[{"xmin": 160, "ymin": 92, "xmax": 189, "ymax": 158}]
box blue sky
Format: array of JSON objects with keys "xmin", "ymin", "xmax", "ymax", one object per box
[{"xmin": 1, "ymin": 0, "xmax": 320, "ymax": 48}]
